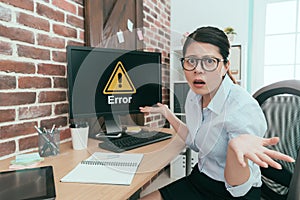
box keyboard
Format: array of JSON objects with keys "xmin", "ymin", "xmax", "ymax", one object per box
[{"xmin": 98, "ymin": 131, "xmax": 172, "ymax": 153}]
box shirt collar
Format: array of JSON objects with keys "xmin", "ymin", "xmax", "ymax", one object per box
[{"xmin": 207, "ymin": 75, "xmax": 233, "ymax": 115}]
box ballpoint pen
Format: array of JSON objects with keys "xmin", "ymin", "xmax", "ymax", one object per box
[
  {"xmin": 34, "ymin": 125, "xmax": 43, "ymax": 134},
  {"xmin": 50, "ymin": 124, "xmax": 56, "ymax": 134}
]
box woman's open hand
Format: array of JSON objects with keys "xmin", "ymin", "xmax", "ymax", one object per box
[
  {"xmin": 139, "ymin": 103, "xmax": 168, "ymax": 116},
  {"xmin": 229, "ymin": 134, "xmax": 295, "ymax": 169}
]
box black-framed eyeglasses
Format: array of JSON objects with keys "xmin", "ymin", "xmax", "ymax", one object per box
[{"xmin": 180, "ymin": 57, "xmax": 226, "ymax": 72}]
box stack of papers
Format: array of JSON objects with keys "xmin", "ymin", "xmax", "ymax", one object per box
[{"xmin": 10, "ymin": 153, "xmax": 44, "ymax": 169}]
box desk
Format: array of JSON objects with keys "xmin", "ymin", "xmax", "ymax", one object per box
[{"xmin": 0, "ymin": 128, "xmax": 185, "ymax": 200}]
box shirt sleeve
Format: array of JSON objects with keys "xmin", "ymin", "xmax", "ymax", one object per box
[
  {"xmin": 227, "ymin": 100, "xmax": 267, "ymax": 138},
  {"xmin": 224, "ymin": 101, "xmax": 267, "ymax": 197},
  {"xmin": 185, "ymin": 130, "xmax": 199, "ymax": 152},
  {"xmin": 225, "ymin": 161, "xmax": 261, "ymax": 197}
]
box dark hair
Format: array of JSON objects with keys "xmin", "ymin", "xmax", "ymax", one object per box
[{"xmin": 183, "ymin": 26, "xmax": 236, "ymax": 83}]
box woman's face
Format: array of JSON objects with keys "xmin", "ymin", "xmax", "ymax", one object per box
[{"xmin": 184, "ymin": 41, "xmax": 229, "ymax": 104}]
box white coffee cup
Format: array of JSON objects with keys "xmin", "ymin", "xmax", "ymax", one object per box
[{"xmin": 70, "ymin": 125, "xmax": 89, "ymax": 150}]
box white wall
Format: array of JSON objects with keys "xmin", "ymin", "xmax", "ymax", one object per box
[
  {"xmin": 251, "ymin": 0, "xmax": 268, "ymax": 93},
  {"xmin": 170, "ymin": 0, "xmax": 251, "ymax": 89},
  {"xmin": 171, "ymin": 0, "xmax": 250, "ymax": 47}
]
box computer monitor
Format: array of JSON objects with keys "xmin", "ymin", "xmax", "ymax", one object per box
[{"xmin": 67, "ymin": 46, "xmax": 162, "ymax": 135}]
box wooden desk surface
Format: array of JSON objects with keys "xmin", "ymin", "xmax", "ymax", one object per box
[{"xmin": 0, "ymin": 128, "xmax": 185, "ymax": 200}]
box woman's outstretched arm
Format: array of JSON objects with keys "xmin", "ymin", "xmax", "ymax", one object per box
[{"xmin": 140, "ymin": 103, "xmax": 188, "ymax": 141}]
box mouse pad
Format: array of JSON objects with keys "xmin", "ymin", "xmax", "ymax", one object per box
[{"xmin": 0, "ymin": 166, "xmax": 56, "ymax": 200}]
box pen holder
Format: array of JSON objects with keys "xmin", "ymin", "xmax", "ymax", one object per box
[
  {"xmin": 38, "ymin": 129, "xmax": 60, "ymax": 157},
  {"xmin": 70, "ymin": 122, "xmax": 89, "ymax": 150}
]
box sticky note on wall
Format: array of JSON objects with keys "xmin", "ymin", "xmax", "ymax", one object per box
[
  {"xmin": 137, "ymin": 29, "xmax": 143, "ymax": 40},
  {"xmin": 117, "ymin": 30, "xmax": 124, "ymax": 43},
  {"xmin": 127, "ymin": 19, "xmax": 133, "ymax": 32}
]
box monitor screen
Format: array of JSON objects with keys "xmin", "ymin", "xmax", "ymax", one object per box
[{"xmin": 67, "ymin": 46, "xmax": 162, "ymax": 133}]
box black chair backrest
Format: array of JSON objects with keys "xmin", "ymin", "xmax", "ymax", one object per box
[
  {"xmin": 254, "ymin": 80, "xmax": 300, "ymax": 105},
  {"xmin": 253, "ymin": 80, "xmax": 300, "ymax": 197},
  {"xmin": 287, "ymin": 148, "xmax": 300, "ymax": 200}
]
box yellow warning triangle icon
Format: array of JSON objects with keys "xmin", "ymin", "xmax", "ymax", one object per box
[{"xmin": 103, "ymin": 61, "xmax": 136, "ymax": 94}]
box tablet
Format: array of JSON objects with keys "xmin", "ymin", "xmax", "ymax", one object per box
[{"xmin": 0, "ymin": 166, "xmax": 56, "ymax": 200}]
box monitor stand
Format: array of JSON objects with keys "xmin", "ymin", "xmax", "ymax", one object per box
[{"xmin": 95, "ymin": 114, "xmax": 123, "ymax": 138}]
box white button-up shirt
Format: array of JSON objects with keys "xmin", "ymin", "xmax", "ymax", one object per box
[{"xmin": 185, "ymin": 75, "xmax": 267, "ymax": 197}]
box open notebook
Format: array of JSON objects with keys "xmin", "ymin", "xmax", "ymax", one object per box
[{"xmin": 60, "ymin": 152, "xmax": 143, "ymax": 185}]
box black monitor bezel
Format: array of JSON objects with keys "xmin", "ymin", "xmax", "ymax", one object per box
[{"xmin": 67, "ymin": 45, "xmax": 162, "ymax": 120}]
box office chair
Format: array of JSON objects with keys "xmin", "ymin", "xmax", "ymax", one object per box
[
  {"xmin": 287, "ymin": 147, "xmax": 300, "ymax": 200},
  {"xmin": 253, "ymin": 80, "xmax": 300, "ymax": 200}
]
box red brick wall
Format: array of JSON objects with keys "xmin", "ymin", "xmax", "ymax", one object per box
[
  {"xmin": 0, "ymin": 0, "xmax": 84, "ymax": 159},
  {"xmin": 143, "ymin": 0, "xmax": 171, "ymax": 128},
  {"xmin": 0, "ymin": 0, "xmax": 171, "ymax": 160}
]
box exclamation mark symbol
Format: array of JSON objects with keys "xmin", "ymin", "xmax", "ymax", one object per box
[{"xmin": 118, "ymin": 73, "xmax": 122, "ymax": 88}]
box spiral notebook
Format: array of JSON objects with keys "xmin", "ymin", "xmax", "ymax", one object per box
[{"xmin": 60, "ymin": 152, "xmax": 143, "ymax": 185}]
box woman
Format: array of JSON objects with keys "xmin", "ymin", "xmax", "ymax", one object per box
[{"xmin": 139, "ymin": 26, "xmax": 294, "ymax": 199}]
